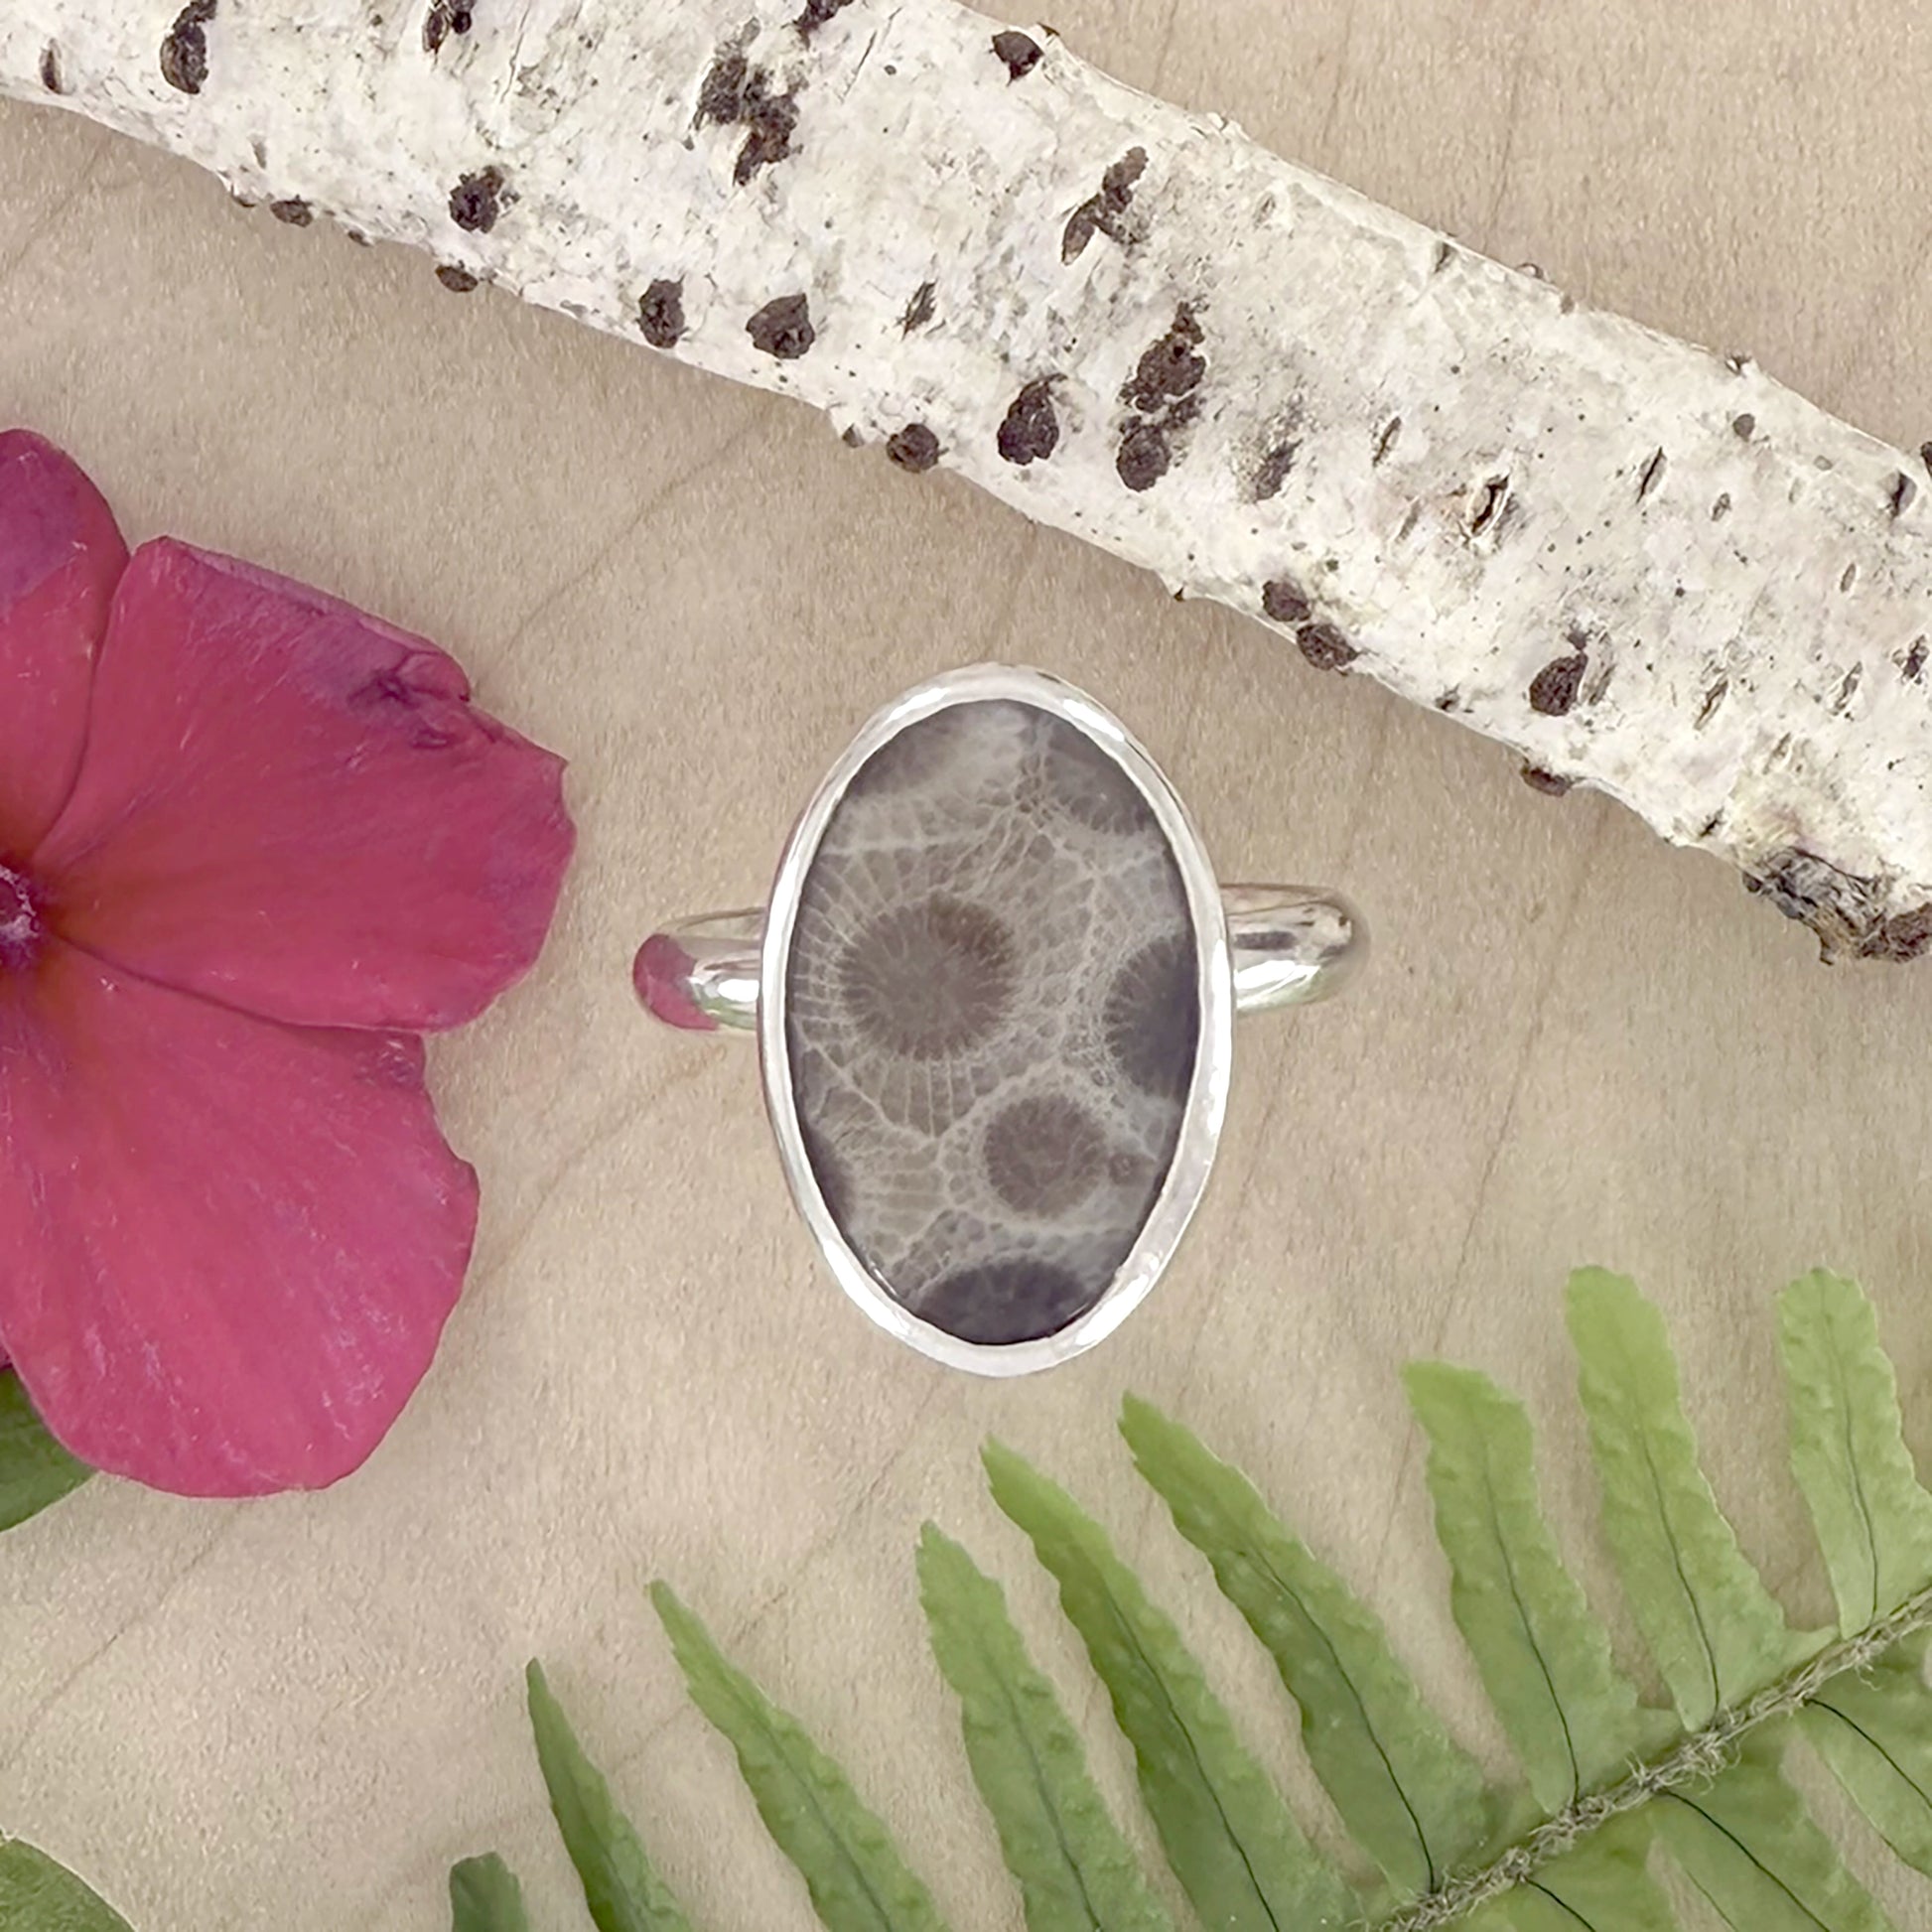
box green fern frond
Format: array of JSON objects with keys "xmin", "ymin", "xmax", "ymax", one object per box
[
  {"xmin": 1568, "ymin": 1270, "xmax": 1816, "ymax": 1725},
  {"xmin": 0, "ymin": 1839, "xmax": 136, "ymax": 1931},
  {"xmin": 457, "ymin": 1272, "xmax": 1932, "ymax": 1932},
  {"xmin": 916, "ymin": 1524, "xmax": 1173, "ymax": 1932},
  {"xmin": 983, "ymin": 1438, "xmax": 1361, "ymax": 1932},
  {"xmin": 1654, "ymin": 1730, "xmax": 1893, "ymax": 1931},
  {"xmin": 1123, "ymin": 1394, "xmax": 1493, "ymax": 1895},
  {"xmin": 651, "ymin": 1582, "xmax": 949, "ymax": 1932},
  {"xmin": 0, "ymin": 1371, "xmax": 89, "ymax": 1534},
  {"xmin": 450, "ymin": 1855, "xmax": 534, "ymax": 1932},
  {"xmin": 526, "ymin": 1660, "xmax": 696, "ymax": 1932},
  {"xmin": 1402, "ymin": 1361, "xmax": 1649, "ymax": 1811},
  {"xmin": 1778, "ymin": 1273, "xmax": 1932, "ymax": 1637},
  {"xmin": 1803, "ymin": 1631, "xmax": 1932, "ymax": 1878},
  {"xmin": 1494, "ymin": 1813, "xmax": 1676, "ymax": 1932}
]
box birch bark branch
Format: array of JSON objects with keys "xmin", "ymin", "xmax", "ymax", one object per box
[{"xmin": 8, "ymin": 0, "xmax": 1931, "ymax": 958}]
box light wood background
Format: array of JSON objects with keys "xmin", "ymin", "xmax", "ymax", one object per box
[{"xmin": 2, "ymin": 3, "xmax": 1930, "ymax": 1926}]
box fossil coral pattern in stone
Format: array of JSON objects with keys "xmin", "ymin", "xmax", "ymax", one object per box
[{"xmin": 784, "ymin": 699, "xmax": 1198, "ymax": 1344}]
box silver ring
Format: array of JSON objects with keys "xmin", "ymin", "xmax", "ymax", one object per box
[{"xmin": 634, "ymin": 665, "xmax": 1366, "ymax": 1376}]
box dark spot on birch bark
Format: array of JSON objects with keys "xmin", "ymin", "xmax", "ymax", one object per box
[
  {"xmin": 1116, "ymin": 423, "xmax": 1172, "ymax": 490},
  {"xmin": 1529, "ymin": 649, "xmax": 1587, "ymax": 716},
  {"xmin": 1743, "ymin": 856, "xmax": 1812, "ymax": 917},
  {"xmin": 1921, "ymin": 441, "xmax": 1932, "ymax": 480},
  {"xmin": 638, "ymin": 278, "xmax": 685, "ymax": 347},
  {"xmin": 1638, "ymin": 447, "xmax": 1667, "ymax": 499},
  {"xmin": 1115, "ymin": 308, "xmax": 1203, "ymax": 490},
  {"xmin": 1889, "ymin": 472, "xmax": 1918, "ymax": 518},
  {"xmin": 424, "ymin": 1, "xmax": 473, "ymax": 52},
  {"xmin": 39, "ymin": 42, "xmax": 62, "ymax": 92},
  {"xmin": 698, "ymin": 53, "xmax": 800, "ymax": 183},
  {"xmin": 1061, "ymin": 147, "xmax": 1148, "ymax": 262},
  {"xmin": 1904, "ymin": 638, "xmax": 1928, "ymax": 682},
  {"xmin": 450, "ymin": 167, "xmax": 506, "ymax": 232},
  {"xmin": 1835, "ymin": 663, "xmax": 1863, "ymax": 712},
  {"xmin": 998, "ymin": 380, "xmax": 1058, "ymax": 465},
  {"xmin": 1373, "ymin": 417, "xmax": 1402, "ymax": 465},
  {"xmin": 1262, "ymin": 578, "xmax": 1311, "ymax": 624},
  {"xmin": 436, "ymin": 264, "xmax": 479, "ymax": 291},
  {"xmin": 887, "ymin": 424, "xmax": 940, "ymax": 472},
  {"xmin": 1748, "ymin": 852, "xmax": 1853, "ymax": 925},
  {"xmin": 1731, "ymin": 412, "xmax": 1755, "ymax": 440},
  {"xmin": 1253, "ymin": 438, "xmax": 1299, "ymax": 499},
  {"xmin": 748, "ymin": 292, "xmax": 814, "ymax": 358},
  {"xmin": 1435, "ymin": 689, "xmax": 1460, "ymax": 712},
  {"xmin": 160, "ymin": 0, "xmax": 217, "ymax": 94},
  {"xmin": 1745, "ymin": 847, "xmax": 1923, "ymax": 962},
  {"xmin": 1433, "ymin": 239, "xmax": 1455, "ymax": 273},
  {"xmin": 1121, "ymin": 307, "xmax": 1203, "ymax": 412},
  {"xmin": 795, "ymin": 0, "xmax": 854, "ymax": 35},
  {"xmin": 900, "ymin": 281, "xmax": 936, "ymax": 333},
  {"xmin": 1866, "ymin": 904, "xmax": 1932, "ymax": 962},
  {"xmin": 1520, "ymin": 765, "xmax": 1573, "ymax": 796},
  {"xmin": 1697, "ymin": 679, "xmax": 1727, "ymax": 727},
  {"xmin": 269, "ymin": 199, "xmax": 312, "ymax": 226},
  {"xmin": 1300, "ymin": 622, "xmax": 1358, "ymax": 672},
  {"xmin": 841, "ymin": 426, "xmax": 864, "ymax": 447},
  {"xmin": 698, "ymin": 49, "xmax": 749, "ymax": 121},
  {"xmin": 735, "ymin": 82, "xmax": 800, "ymax": 182},
  {"xmin": 1841, "ymin": 561, "xmax": 1860, "ymax": 594},
  {"xmin": 992, "ymin": 29, "xmax": 1042, "ymax": 77},
  {"xmin": 1713, "ymin": 491, "xmax": 1732, "ymax": 520},
  {"xmin": 1469, "ymin": 475, "xmax": 1510, "ymax": 537}
]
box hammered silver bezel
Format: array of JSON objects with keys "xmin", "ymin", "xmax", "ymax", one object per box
[{"xmin": 758, "ymin": 663, "xmax": 1234, "ymax": 1377}]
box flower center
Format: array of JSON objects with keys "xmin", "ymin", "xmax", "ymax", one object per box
[{"xmin": 0, "ymin": 863, "xmax": 44, "ymax": 971}]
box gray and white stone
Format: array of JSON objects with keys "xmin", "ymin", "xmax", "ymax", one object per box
[{"xmin": 783, "ymin": 699, "xmax": 1198, "ymax": 1344}]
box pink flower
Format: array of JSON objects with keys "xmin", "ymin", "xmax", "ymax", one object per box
[{"xmin": 0, "ymin": 433, "xmax": 573, "ymax": 1497}]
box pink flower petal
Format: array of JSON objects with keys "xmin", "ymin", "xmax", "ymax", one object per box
[
  {"xmin": 0, "ymin": 433, "xmax": 128, "ymax": 856},
  {"xmin": 632, "ymin": 933, "xmax": 721, "ymax": 1032},
  {"xmin": 0, "ymin": 942, "xmax": 478, "ymax": 1495},
  {"xmin": 36, "ymin": 541, "xmax": 573, "ymax": 1033}
]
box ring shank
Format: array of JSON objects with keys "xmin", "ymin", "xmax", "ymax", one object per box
[{"xmin": 634, "ymin": 889, "xmax": 1365, "ymax": 1034}]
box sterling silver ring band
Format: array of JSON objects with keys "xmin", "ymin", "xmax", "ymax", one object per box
[
  {"xmin": 636, "ymin": 885, "xmax": 1363, "ymax": 1035},
  {"xmin": 633, "ymin": 664, "xmax": 1368, "ymax": 1377}
]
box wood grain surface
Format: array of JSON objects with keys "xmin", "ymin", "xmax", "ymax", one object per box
[{"xmin": 1, "ymin": 3, "xmax": 1929, "ymax": 1926}]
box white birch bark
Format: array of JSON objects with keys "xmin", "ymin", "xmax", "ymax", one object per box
[{"xmin": 8, "ymin": 0, "xmax": 1931, "ymax": 958}]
